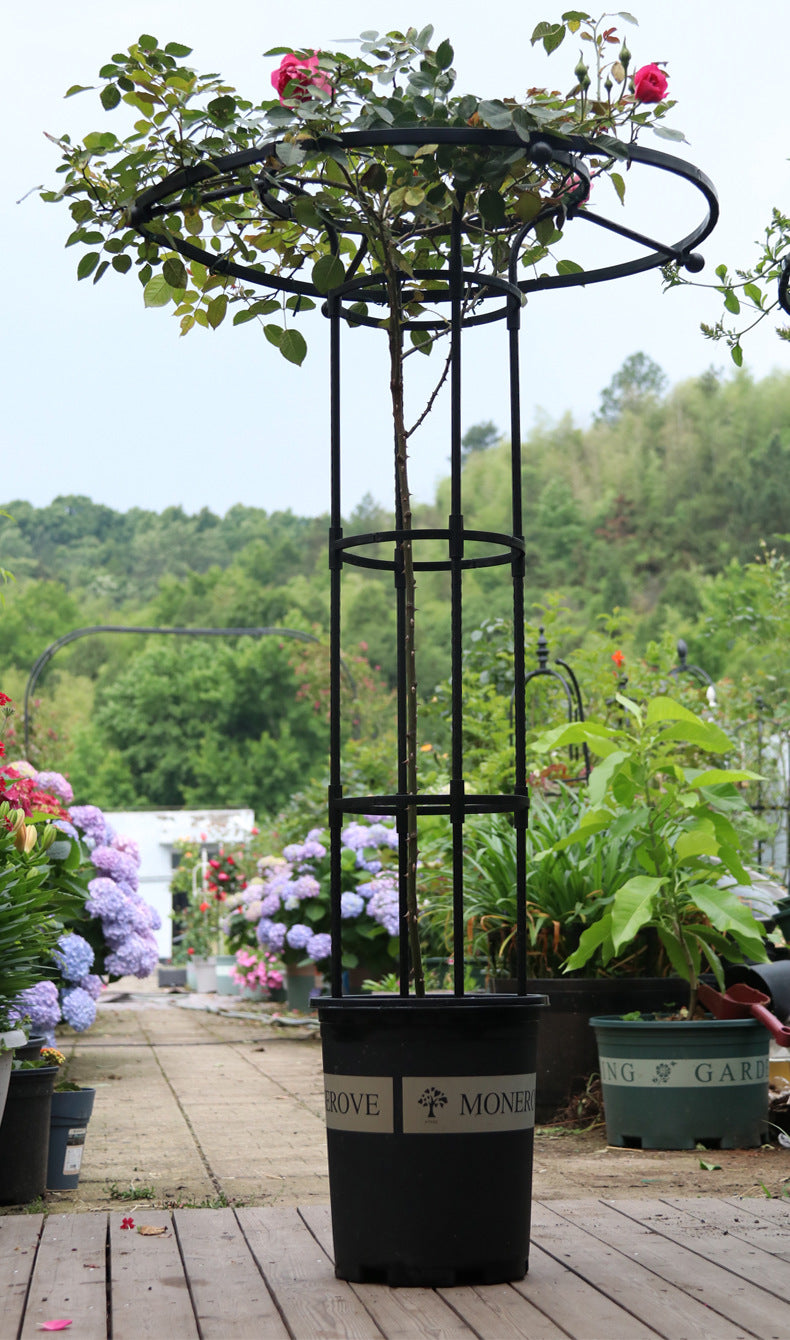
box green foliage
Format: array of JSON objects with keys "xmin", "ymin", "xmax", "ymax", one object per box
[
  {"xmin": 0, "ymin": 806, "xmax": 76, "ymax": 1028},
  {"xmin": 43, "ymin": 19, "xmax": 674, "ymax": 360},
  {"xmin": 421, "ymin": 787, "xmax": 653, "ymax": 979},
  {"xmin": 532, "ymin": 695, "xmax": 769, "ymax": 1010}
]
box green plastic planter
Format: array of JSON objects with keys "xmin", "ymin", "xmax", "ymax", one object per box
[{"xmin": 591, "ymin": 1015, "xmax": 769, "ymax": 1149}]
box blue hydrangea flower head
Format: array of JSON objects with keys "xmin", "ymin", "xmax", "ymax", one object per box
[{"xmin": 53, "ymin": 932, "xmax": 95, "ymax": 983}]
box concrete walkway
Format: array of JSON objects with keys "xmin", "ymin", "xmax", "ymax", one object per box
[{"xmin": 53, "ymin": 980, "xmax": 329, "ymax": 1213}]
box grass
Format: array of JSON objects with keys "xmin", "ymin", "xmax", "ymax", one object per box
[{"xmin": 106, "ymin": 1181, "xmax": 156, "ymax": 1201}]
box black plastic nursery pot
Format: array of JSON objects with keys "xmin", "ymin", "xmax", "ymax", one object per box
[
  {"xmin": 591, "ymin": 1015, "xmax": 769, "ymax": 1150},
  {"xmin": 47, "ymin": 1087, "xmax": 96, "ymax": 1190},
  {"xmin": 318, "ymin": 993, "xmax": 545, "ymax": 1287},
  {"xmin": 0, "ymin": 1066, "xmax": 58, "ymax": 1204}
]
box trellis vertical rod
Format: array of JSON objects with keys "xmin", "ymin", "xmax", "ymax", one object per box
[
  {"xmin": 509, "ymin": 283, "xmax": 528, "ymax": 995},
  {"xmin": 449, "ymin": 206, "xmax": 466, "ymax": 997},
  {"xmin": 328, "ymin": 293, "xmax": 344, "ymax": 998}
]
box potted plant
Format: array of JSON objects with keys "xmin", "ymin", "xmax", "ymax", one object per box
[
  {"xmin": 422, "ymin": 784, "xmax": 690, "ymax": 1118},
  {"xmin": 248, "ymin": 822, "xmax": 401, "ymax": 1008},
  {"xmin": 532, "ymin": 692, "xmax": 772, "ymax": 1148},
  {"xmin": 0, "ymin": 796, "xmax": 64, "ymax": 1124},
  {"xmin": 48, "ymin": 1066, "xmax": 97, "ymax": 1192},
  {"xmin": 47, "ymin": 14, "xmax": 716, "ymax": 1282},
  {"xmin": 0, "ymin": 1046, "xmax": 64, "ymax": 1204}
]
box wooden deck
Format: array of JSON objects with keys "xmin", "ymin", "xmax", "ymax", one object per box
[{"xmin": 2, "ymin": 1197, "xmax": 789, "ymax": 1339}]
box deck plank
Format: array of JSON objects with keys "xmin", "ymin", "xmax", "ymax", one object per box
[
  {"xmin": 301, "ymin": 1204, "xmax": 479, "ymax": 1339},
  {"xmin": 720, "ymin": 1197, "xmax": 790, "ymax": 1232},
  {"xmin": 531, "ymin": 1200, "xmax": 753, "ymax": 1340},
  {"xmin": 20, "ymin": 1213, "xmax": 106, "ymax": 1340},
  {"xmin": 622, "ymin": 1197, "xmax": 790, "ymax": 1294},
  {"xmin": 685, "ymin": 1196, "xmax": 790, "ymax": 1258},
  {"xmin": 237, "ymin": 1204, "xmax": 384, "ymax": 1339},
  {"xmin": 558, "ymin": 1198, "xmax": 780, "ymax": 1339},
  {"xmin": 439, "ymin": 1282, "xmax": 568, "ymax": 1339},
  {"xmin": 175, "ymin": 1208, "xmax": 289, "ymax": 1340},
  {"xmin": 0, "ymin": 1214, "xmax": 42, "ymax": 1339},
  {"xmin": 108, "ymin": 1209, "xmax": 199, "ymax": 1340},
  {"xmin": 514, "ymin": 1241, "xmax": 663, "ymax": 1340}
]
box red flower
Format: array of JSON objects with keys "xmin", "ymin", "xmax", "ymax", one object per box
[
  {"xmin": 0, "ymin": 693, "xmax": 11, "ymax": 707},
  {"xmin": 611, "ymin": 649, "xmax": 625, "ymax": 669},
  {"xmin": 271, "ymin": 51, "xmax": 333, "ymax": 105},
  {"xmin": 187, "ymin": 947, "xmax": 195, "ymax": 955},
  {"xmin": 208, "ymin": 859, "xmax": 220, "ymax": 869},
  {"xmin": 199, "ymin": 901, "xmax": 210, "ymax": 913},
  {"xmin": 633, "ymin": 64, "xmax": 667, "ymax": 103},
  {"xmin": 120, "ymin": 1217, "xmax": 135, "ymax": 1230}
]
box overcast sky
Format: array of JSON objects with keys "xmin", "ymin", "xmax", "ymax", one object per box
[{"xmin": 4, "ymin": 0, "xmax": 788, "ymax": 520}]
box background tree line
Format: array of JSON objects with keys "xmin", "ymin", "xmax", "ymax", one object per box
[{"xmin": 3, "ymin": 356, "xmax": 790, "ymax": 819}]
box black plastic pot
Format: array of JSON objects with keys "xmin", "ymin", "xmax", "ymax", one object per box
[
  {"xmin": 13, "ymin": 1035, "xmax": 47, "ymax": 1064},
  {"xmin": 0, "ymin": 1066, "xmax": 58, "ymax": 1204},
  {"xmin": 47, "ymin": 1087, "xmax": 96, "ymax": 1190},
  {"xmin": 725, "ymin": 960, "xmax": 790, "ymax": 1021},
  {"xmin": 492, "ymin": 977, "xmax": 689, "ymax": 1120},
  {"xmin": 318, "ymin": 994, "xmax": 545, "ymax": 1287}
]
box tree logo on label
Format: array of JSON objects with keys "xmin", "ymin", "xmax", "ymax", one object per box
[{"xmin": 418, "ymin": 1086, "xmax": 448, "ymax": 1119}]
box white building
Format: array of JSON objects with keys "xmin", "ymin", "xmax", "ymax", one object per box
[{"xmin": 105, "ymin": 808, "xmax": 255, "ymax": 957}]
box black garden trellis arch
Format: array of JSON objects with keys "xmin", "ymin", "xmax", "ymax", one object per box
[
  {"xmin": 125, "ymin": 125, "xmax": 717, "ymax": 999},
  {"xmin": 23, "ymin": 624, "xmax": 356, "ymax": 758}
]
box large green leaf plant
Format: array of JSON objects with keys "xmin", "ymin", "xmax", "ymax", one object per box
[{"xmin": 531, "ymin": 695, "xmax": 769, "ymax": 1014}]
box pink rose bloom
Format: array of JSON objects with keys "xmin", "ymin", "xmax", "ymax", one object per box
[
  {"xmin": 272, "ymin": 52, "xmax": 332, "ymax": 105},
  {"xmin": 633, "ymin": 64, "xmax": 668, "ymax": 103}
]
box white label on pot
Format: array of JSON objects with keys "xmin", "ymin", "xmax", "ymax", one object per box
[
  {"xmin": 599, "ymin": 1055, "xmax": 770, "ymax": 1088},
  {"xmin": 63, "ymin": 1138, "xmax": 85, "ymax": 1175},
  {"xmin": 324, "ymin": 1076, "xmax": 394, "ymax": 1132},
  {"xmin": 402, "ymin": 1074, "xmax": 536, "ymax": 1134}
]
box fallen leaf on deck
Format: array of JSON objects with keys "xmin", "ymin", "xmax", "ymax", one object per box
[{"xmin": 137, "ymin": 1225, "xmax": 167, "ymax": 1236}]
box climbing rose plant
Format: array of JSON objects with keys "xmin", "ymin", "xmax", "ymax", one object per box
[{"xmin": 44, "ymin": 14, "xmax": 680, "ymax": 993}]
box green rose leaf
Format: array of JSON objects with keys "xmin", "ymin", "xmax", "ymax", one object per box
[
  {"xmin": 478, "ymin": 189, "xmax": 506, "ymax": 226},
  {"xmin": 143, "ymin": 274, "xmax": 174, "ymax": 307},
  {"xmin": 435, "ymin": 40, "xmax": 454, "ymax": 70},
  {"xmin": 76, "ymin": 252, "xmax": 101, "ymax": 280},
  {"xmin": 207, "ymin": 294, "xmax": 227, "ymax": 329},
  {"xmin": 100, "ymin": 84, "xmax": 121, "ymax": 111},
  {"xmin": 312, "ymin": 254, "xmax": 345, "ymax": 294},
  {"xmin": 279, "ymin": 328, "xmax": 307, "ymax": 366},
  {"xmin": 162, "ymin": 257, "xmax": 189, "ymax": 290}
]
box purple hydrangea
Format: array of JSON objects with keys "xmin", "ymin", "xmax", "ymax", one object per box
[
  {"xmin": 260, "ymin": 920, "xmax": 287, "ymax": 952},
  {"xmin": 103, "ymin": 934, "xmax": 158, "ymax": 978},
  {"xmin": 85, "ymin": 877, "xmax": 128, "ymax": 921},
  {"xmin": 306, "ymin": 932, "xmax": 332, "ymax": 962},
  {"xmin": 292, "ymin": 874, "xmax": 321, "ymax": 900},
  {"xmin": 256, "ymin": 916, "xmax": 275, "ymax": 945},
  {"xmin": 112, "ymin": 834, "xmax": 140, "ymax": 865},
  {"xmin": 91, "ymin": 845, "xmax": 139, "ymax": 891},
  {"xmin": 259, "ymin": 890, "xmax": 281, "ymax": 918},
  {"xmin": 53, "ymin": 932, "xmax": 95, "ymax": 983},
  {"xmin": 285, "ymin": 923, "xmax": 313, "ymax": 950},
  {"xmin": 69, "ymin": 805, "xmax": 107, "ymax": 847},
  {"xmin": 60, "ymin": 986, "xmax": 97, "ymax": 1032},
  {"xmin": 341, "ymin": 891, "xmax": 364, "ymax": 919},
  {"xmin": 366, "ymin": 878, "xmax": 400, "ymax": 936},
  {"xmin": 35, "ymin": 770, "xmax": 74, "ymax": 805},
  {"xmin": 54, "ymin": 819, "xmax": 79, "ymax": 840},
  {"xmin": 10, "ymin": 981, "xmax": 61, "ymax": 1033},
  {"xmin": 80, "ymin": 974, "xmax": 104, "ymax": 1001}
]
